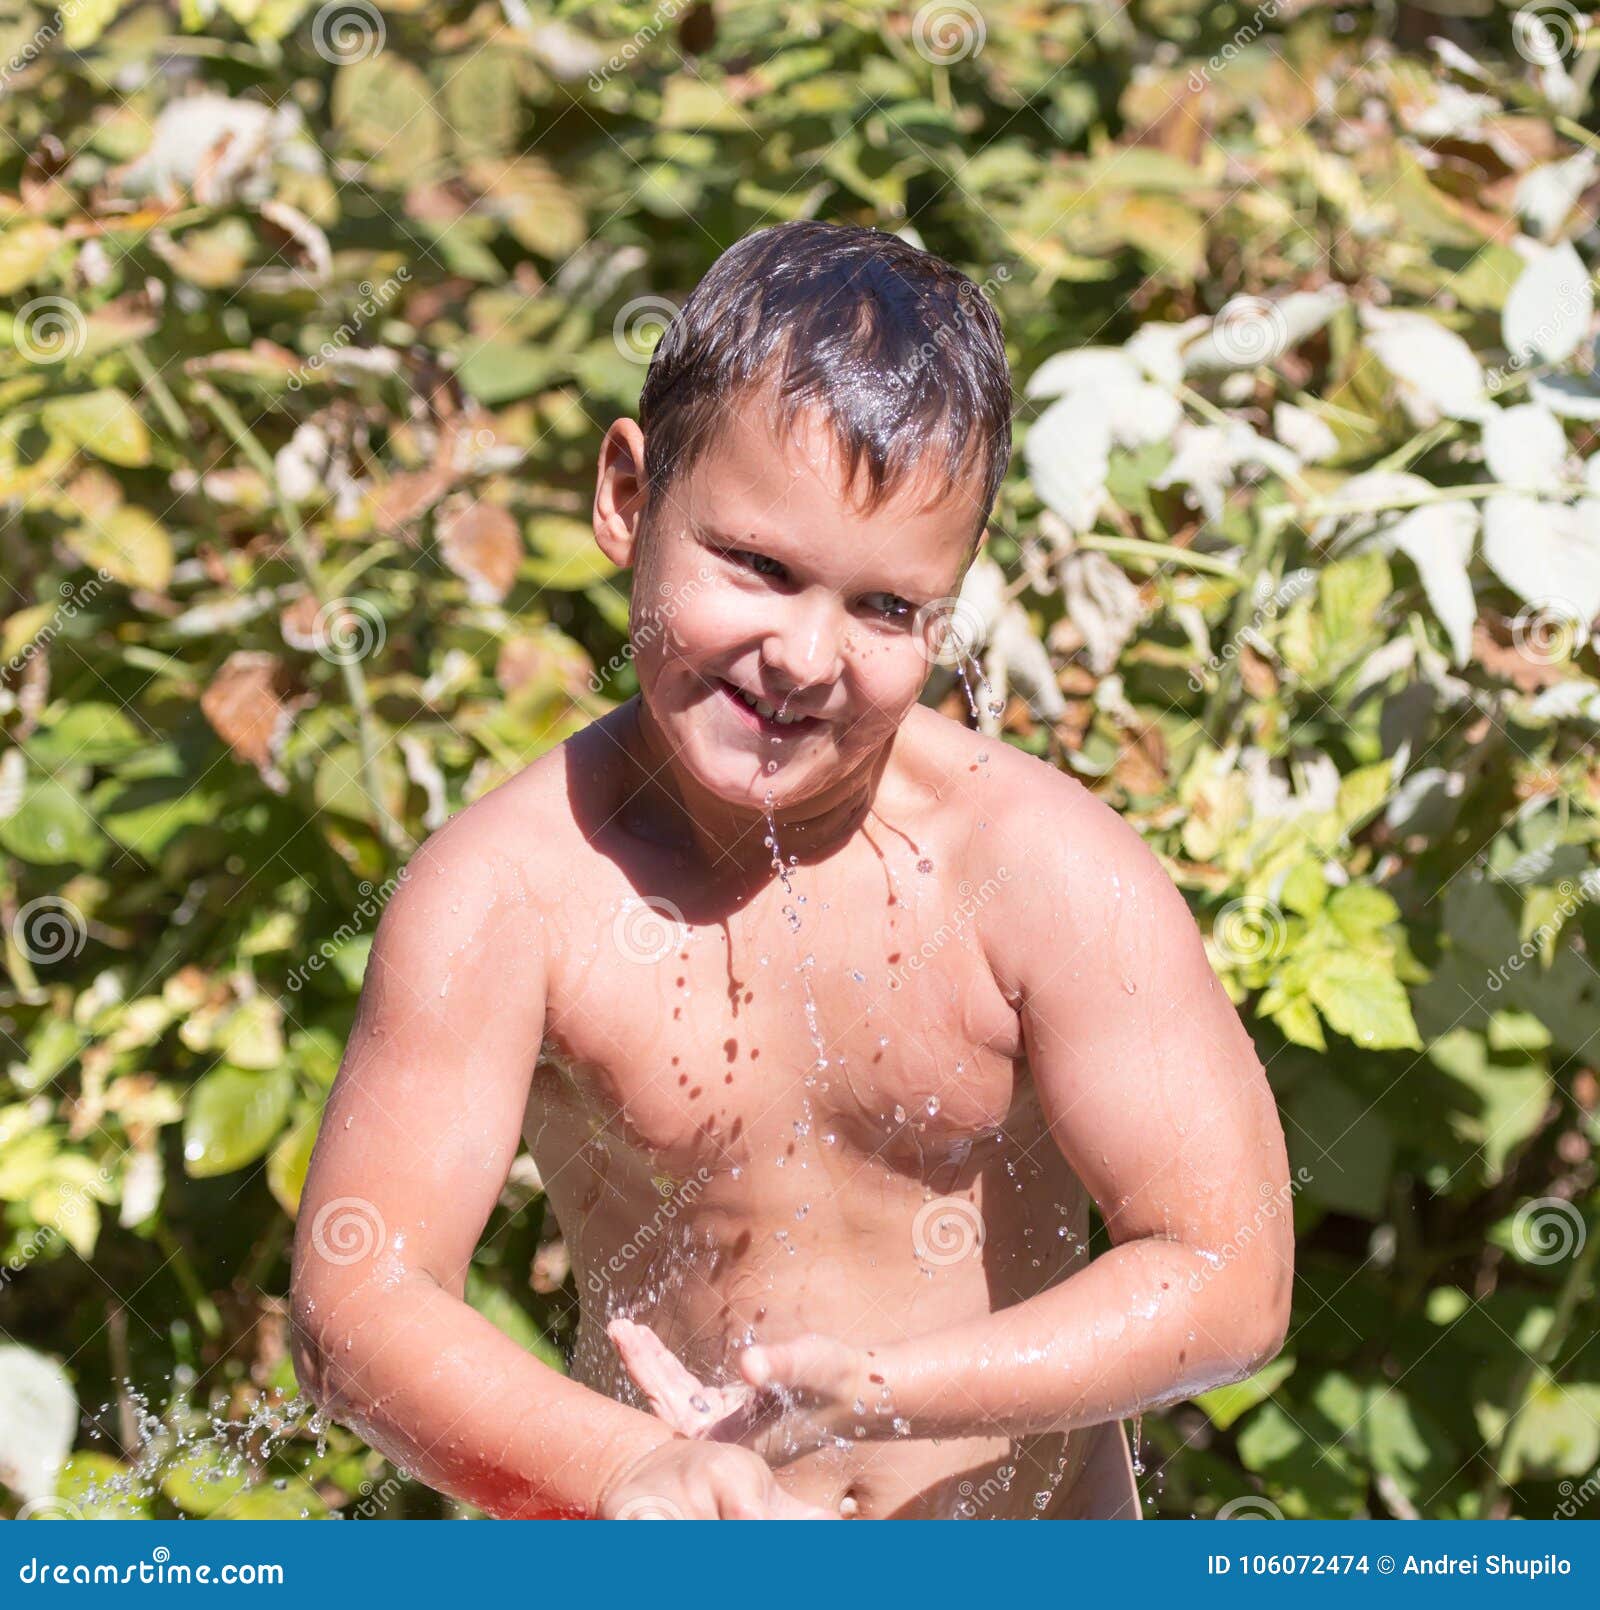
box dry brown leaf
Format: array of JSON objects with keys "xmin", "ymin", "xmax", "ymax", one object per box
[
  {"xmin": 201, "ymin": 650, "xmax": 299, "ymax": 789},
  {"xmin": 1471, "ymin": 618, "xmax": 1575, "ymax": 692},
  {"xmin": 438, "ymin": 497, "xmax": 521, "ymax": 603}
]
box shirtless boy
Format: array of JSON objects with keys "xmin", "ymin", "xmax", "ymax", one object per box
[{"xmin": 290, "ymin": 220, "xmax": 1293, "ymax": 1520}]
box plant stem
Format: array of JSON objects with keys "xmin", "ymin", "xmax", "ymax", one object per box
[
  {"xmin": 126, "ymin": 344, "xmax": 190, "ymax": 441},
  {"xmin": 1076, "ymin": 531, "xmax": 1240, "ymax": 577},
  {"xmin": 1477, "ymin": 1203, "xmax": 1600, "ymax": 1514},
  {"xmin": 192, "ymin": 382, "xmax": 411, "ymax": 856}
]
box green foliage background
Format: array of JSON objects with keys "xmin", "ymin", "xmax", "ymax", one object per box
[{"xmin": 1, "ymin": 0, "xmax": 1598, "ymax": 1519}]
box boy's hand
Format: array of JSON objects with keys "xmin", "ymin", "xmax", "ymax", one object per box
[
  {"xmin": 608, "ymin": 1318, "xmax": 881, "ymax": 1466},
  {"xmin": 596, "ymin": 1437, "xmax": 840, "ymax": 1519}
]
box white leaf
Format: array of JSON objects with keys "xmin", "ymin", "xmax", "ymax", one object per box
[
  {"xmin": 1531, "ymin": 371, "xmax": 1600, "ymax": 420},
  {"xmin": 1503, "ymin": 240, "xmax": 1592, "ymax": 366},
  {"xmin": 1024, "ymin": 347, "xmax": 1141, "ymax": 400},
  {"xmin": 1273, "ymin": 400, "xmax": 1339, "ymax": 464},
  {"xmin": 1482, "ymin": 494, "xmax": 1600, "ymax": 622},
  {"xmin": 1024, "ymin": 392, "xmax": 1110, "ymax": 535},
  {"xmin": 1360, "ymin": 305, "xmax": 1490, "ymax": 424},
  {"xmin": 1024, "ymin": 348, "xmax": 1180, "ymax": 449},
  {"xmin": 1386, "ymin": 501, "xmax": 1479, "ymax": 666},
  {"xmin": 1059, "ymin": 548, "xmax": 1146, "ymax": 675},
  {"xmin": 1151, "ymin": 421, "xmax": 1301, "ymax": 523},
  {"xmin": 1527, "ymin": 680, "xmax": 1600, "ymax": 721},
  {"xmin": 1482, "ymin": 403, "xmax": 1569, "ymax": 489},
  {"xmin": 1312, "ymin": 470, "xmax": 1433, "ymax": 553},
  {"xmin": 1182, "ymin": 287, "xmax": 1347, "ymax": 376},
  {"xmin": 988, "ymin": 606, "xmax": 1065, "ymax": 724},
  {"xmin": 0, "ymin": 1347, "xmax": 76, "ymax": 1504},
  {"xmin": 1513, "ymin": 152, "xmax": 1599, "ymax": 242},
  {"xmin": 1124, "ymin": 316, "xmax": 1210, "ymax": 387},
  {"xmin": 119, "ymin": 1148, "xmax": 163, "ymax": 1228}
]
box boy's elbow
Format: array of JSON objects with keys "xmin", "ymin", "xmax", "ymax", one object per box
[{"xmin": 1232, "ymin": 1253, "xmax": 1293, "ymax": 1377}]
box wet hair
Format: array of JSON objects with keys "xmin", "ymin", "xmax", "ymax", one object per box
[{"xmin": 637, "ymin": 220, "xmax": 1013, "ymax": 551}]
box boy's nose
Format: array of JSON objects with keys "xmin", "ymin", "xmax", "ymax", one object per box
[{"xmin": 761, "ymin": 598, "xmax": 844, "ymax": 693}]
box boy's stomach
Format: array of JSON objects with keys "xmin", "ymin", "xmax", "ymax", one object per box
[{"xmin": 534, "ymin": 1084, "xmax": 1119, "ymax": 1517}]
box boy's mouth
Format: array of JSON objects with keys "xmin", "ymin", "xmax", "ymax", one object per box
[{"xmin": 712, "ymin": 677, "xmax": 822, "ymax": 737}]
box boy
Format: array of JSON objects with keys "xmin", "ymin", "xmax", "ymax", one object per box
[{"xmin": 290, "ymin": 220, "xmax": 1292, "ymax": 1520}]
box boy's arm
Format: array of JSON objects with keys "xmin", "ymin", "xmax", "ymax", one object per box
[
  {"xmin": 738, "ymin": 771, "xmax": 1293, "ymax": 1443},
  {"xmin": 288, "ymin": 812, "xmax": 676, "ymax": 1517}
]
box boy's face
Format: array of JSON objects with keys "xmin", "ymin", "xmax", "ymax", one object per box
[{"xmin": 596, "ymin": 394, "xmax": 984, "ymax": 814}]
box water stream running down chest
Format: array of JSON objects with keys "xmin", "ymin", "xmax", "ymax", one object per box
[{"xmin": 749, "ymin": 675, "xmax": 1086, "ymax": 1520}]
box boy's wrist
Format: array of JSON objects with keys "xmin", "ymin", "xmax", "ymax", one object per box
[{"xmin": 588, "ymin": 1418, "xmax": 686, "ymax": 1516}]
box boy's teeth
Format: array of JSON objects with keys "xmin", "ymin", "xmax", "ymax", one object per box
[{"xmin": 733, "ymin": 685, "xmax": 803, "ymax": 725}]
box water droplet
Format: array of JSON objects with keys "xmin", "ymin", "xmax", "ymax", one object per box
[
  {"xmin": 916, "ymin": 857, "xmax": 934, "ymax": 874},
  {"xmin": 892, "ymin": 1103, "xmax": 906, "ymax": 1124},
  {"xmin": 925, "ymin": 1096, "xmax": 940, "ymax": 1117}
]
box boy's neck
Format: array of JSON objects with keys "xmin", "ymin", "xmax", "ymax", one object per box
[{"xmin": 618, "ymin": 696, "xmax": 887, "ymax": 883}]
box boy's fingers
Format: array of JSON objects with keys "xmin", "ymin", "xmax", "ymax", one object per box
[{"xmin": 608, "ymin": 1319, "xmax": 711, "ymax": 1430}]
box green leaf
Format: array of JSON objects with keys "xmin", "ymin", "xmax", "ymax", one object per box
[
  {"xmin": 1196, "ymin": 1356, "xmax": 1296, "ymax": 1430},
  {"xmin": 42, "ymin": 390, "xmax": 151, "ymax": 467},
  {"xmin": 26, "ymin": 704, "xmax": 146, "ymax": 769},
  {"xmin": 160, "ymin": 1443, "xmax": 250, "ymax": 1516},
  {"xmin": 1285, "ymin": 1077, "xmax": 1394, "ymax": 1218},
  {"xmin": 1307, "ymin": 950, "xmax": 1422, "ymax": 1050},
  {"xmin": 182, "ymin": 1065, "xmax": 293, "ymax": 1178},
  {"xmin": 267, "ymin": 1108, "xmax": 319, "ymax": 1217},
  {"xmin": 0, "ymin": 775, "xmax": 107, "ymax": 866}
]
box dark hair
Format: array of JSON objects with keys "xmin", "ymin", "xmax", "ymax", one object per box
[{"xmin": 637, "ymin": 220, "xmax": 1013, "ymax": 548}]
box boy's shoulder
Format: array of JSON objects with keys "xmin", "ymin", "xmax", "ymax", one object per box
[
  {"xmin": 379, "ymin": 713, "xmax": 617, "ymax": 941},
  {"xmin": 899, "ymin": 703, "xmax": 1137, "ymax": 864}
]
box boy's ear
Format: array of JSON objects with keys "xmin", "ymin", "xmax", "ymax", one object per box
[{"xmin": 594, "ymin": 418, "xmax": 648, "ymax": 569}]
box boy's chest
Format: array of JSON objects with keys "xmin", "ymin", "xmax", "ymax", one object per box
[{"xmin": 532, "ymin": 852, "xmax": 1027, "ymax": 1181}]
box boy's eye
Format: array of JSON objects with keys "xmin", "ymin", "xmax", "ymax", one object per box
[
  {"xmin": 862, "ymin": 592, "xmax": 914, "ymax": 622},
  {"xmin": 727, "ymin": 548, "xmax": 787, "ymax": 580}
]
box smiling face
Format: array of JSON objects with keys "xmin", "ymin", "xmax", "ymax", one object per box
[{"xmin": 594, "ymin": 391, "xmax": 986, "ymax": 818}]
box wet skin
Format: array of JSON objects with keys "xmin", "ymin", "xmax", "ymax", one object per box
[{"xmin": 289, "ymin": 393, "xmax": 1292, "ymax": 1520}]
